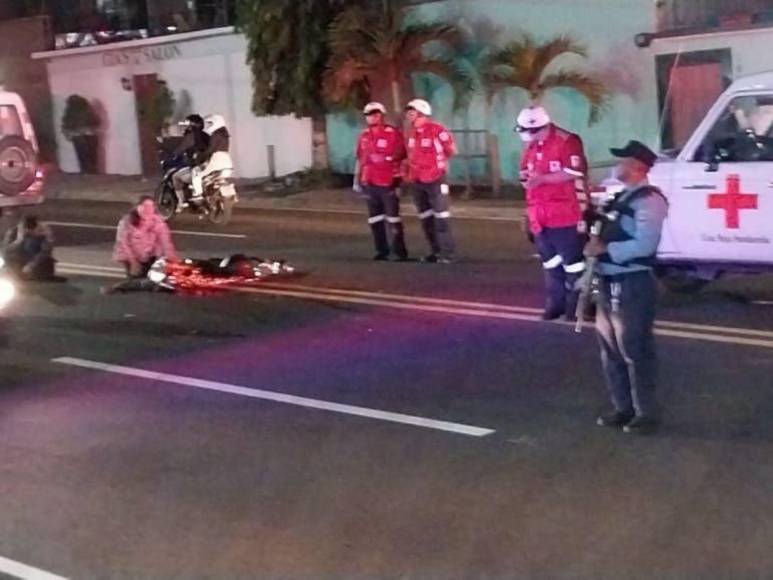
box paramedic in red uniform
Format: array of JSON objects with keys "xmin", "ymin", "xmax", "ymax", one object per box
[
  {"xmin": 404, "ymin": 98, "xmax": 457, "ymax": 263},
  {"xmin": 355, "ymin": 102, "xmax": 408, "ymax": 261},
  {"xmin": 517, "ymin": 105, "xmax": 589, "ymax": 320}
]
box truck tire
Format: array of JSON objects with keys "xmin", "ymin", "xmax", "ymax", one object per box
[{"xmin": 0, "ymin": 136, "xmax": 37, "ymax": 196}]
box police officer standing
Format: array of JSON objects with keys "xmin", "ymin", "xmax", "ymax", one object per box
[
  {"xmin": 585, "ymin": 141, "xmax": 668, "ymax": 435},
  {"xmin": 404, "ymin": 99, "xmax": 457, "ymax": 263},
  {"xmin": 517, "ymin": 106, "xmax": 589, "ymax": 320},
  {"xmin": 355, "ymin": 102, "xmax": 408, "ymax": 261}
]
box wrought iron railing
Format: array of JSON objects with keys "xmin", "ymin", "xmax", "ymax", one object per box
[
  {"xmin": 50, "ymin": 0, "xmax": 235, "ymax": 51},
  {"xmin": 656, "ymin": 0, "xmax": 773, "ymax": 32}
]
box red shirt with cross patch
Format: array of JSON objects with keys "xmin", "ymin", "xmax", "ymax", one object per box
[
  {"xmin": 520, "ymin": 124, "xmax": 588, "ymax": 234},
  {"xmin": 356, "ymin": 124, "xmax": 406, "ymax": 187},
  {"xmin": 406, "ymin": 121, "xmax": 456, "ymax": 184}
]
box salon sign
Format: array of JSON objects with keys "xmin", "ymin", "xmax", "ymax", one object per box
[{"xmin": 102, "ymin": 44, "xmax": 182, "ymax": 67}]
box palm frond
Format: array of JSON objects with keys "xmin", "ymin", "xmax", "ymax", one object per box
[
  {"xmin": 414, "ymin": 55, "xmax": 476, "ymax": 111},
  {"xmin": 538, "ymin": 69, "xmax": 611, "ymax": 124},
  {"xmin": 533, "ymin": 34, "xmax": 587, "ymax": 78}
]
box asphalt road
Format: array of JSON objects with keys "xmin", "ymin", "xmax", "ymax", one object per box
[{"xmin": 1, "ymin": 200, "xmax": 772, "ymax": 580}]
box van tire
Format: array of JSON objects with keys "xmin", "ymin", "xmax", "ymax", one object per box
[
  {"xmin": 655, "ymin": 267, "xmax": 711, "ymax": 294},
  {"xmin": 0, "ymin": 136, "xmax": 37, "ymax": 196}
]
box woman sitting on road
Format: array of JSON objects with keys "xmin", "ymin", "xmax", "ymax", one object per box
[{"xmin": 103, "ymin": 195, "xmax": 178, "ymax": 293}]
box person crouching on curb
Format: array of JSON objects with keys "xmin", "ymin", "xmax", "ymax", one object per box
[
  {"xmin": 355, "ymin": 102, "xmax": 408, "ymax": 261},
  {"xmin": 2, "ymin": 216, "xmax": 57, "ymax": 280},
  {"xmin": 102, "ymin": 195, "xmax": 179, "ymax": 294},
  {"xmin": 585, "ymin": 141, "xmax": 668, "ymax": 436},
  {"xmin": 404, "ymin": 99, "xmax": 457, "ymax": 264}
]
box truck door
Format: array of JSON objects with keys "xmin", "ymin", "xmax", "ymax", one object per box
[{"xmin": 669, "ymin": 93, "xmax": 773, "ymax": 264}]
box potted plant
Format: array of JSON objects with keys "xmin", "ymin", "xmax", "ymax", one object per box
[
  {"xmin": 140, "ymin": 80, "xmax": 176, "ymax": 137},
  {"xmin": 61, "ymin": 95, "xmax": 101, "ymax": 174}
]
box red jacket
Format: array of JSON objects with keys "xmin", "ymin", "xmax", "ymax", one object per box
[
  {"xmin": 520, "ymin": 124, "xmax": 587, "ymax": 234},
  {"xmin": 406, "ymin": 121, "xmax": 456, "ymax": 183},
  {"xmin": 356, "ymin": 124, "xmax": 406, "ymax": 187}
]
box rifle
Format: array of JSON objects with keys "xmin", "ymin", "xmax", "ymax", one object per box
[{"xmin": 574, "ymin": 220, "xmax": 603, "ymax": 333}]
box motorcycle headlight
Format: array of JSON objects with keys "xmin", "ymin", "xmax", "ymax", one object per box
[
  {"xmin": 148, "ymin": 258, "xmax": 168, "ymax": 284},
  {"xmin": 0, "ymin": 278, "xmax": 16, "ymax": 311}
]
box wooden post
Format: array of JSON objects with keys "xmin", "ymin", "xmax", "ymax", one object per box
[{"xmin": 487, "ymin": 132, "xmax": 502, "ymax": 197}]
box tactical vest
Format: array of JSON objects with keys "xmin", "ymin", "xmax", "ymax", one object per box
[{"xmin": 599, "ymin": 185, "xmax": 667, "ymax": 268}]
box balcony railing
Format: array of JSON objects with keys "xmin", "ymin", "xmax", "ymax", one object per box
[
  {"xmin": 656, "ymin": 0, "xmax": 773, "ymax": 32},
  {"xmin": 51, "ymin": 0, "xmax": 235, "ymax": 51}
]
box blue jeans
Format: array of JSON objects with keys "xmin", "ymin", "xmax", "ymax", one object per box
[{"xmin": 596, "ymin": 270, "xmax": 659, "ymax": 418}]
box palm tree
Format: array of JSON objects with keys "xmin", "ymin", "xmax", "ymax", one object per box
[
  {"xmin": 482, "ymin": 33, "xmax": 611, "ymax": 125},
  {"xmin": 323, "ymin": 0, "xmax": 474, "ymax": 116}
]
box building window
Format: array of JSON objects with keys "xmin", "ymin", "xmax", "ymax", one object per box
[
  {"xmin": 656, "ymin": 0, "xmax": 773, "ymax": 33},
  {"xmin": 656, "ymin": 49, "xmax": 733, "ymax": 151}
]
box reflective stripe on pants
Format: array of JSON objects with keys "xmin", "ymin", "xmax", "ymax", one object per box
[
  {"xmin": 364, "ymin": 184, "xmax": 408, "ymax": 258},
  {"xmin": 412, "ymin": 180, "xmax": 455, "ymax": 259}
]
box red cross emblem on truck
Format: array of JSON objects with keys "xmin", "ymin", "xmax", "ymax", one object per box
[{"xmin": 707, "ymin": 174, "xmax": 758, "ymax": 229}]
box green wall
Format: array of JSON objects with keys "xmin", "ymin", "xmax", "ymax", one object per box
[{"xmin": 326, "ymin": 0, "xmax": 659, "ymax": 184}]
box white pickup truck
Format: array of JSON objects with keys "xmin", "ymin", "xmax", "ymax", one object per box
[
  {"xmin": 0, "ymin": 90, "xmax": 44, "ymax": 210},
  {"xmin": 645, "ymin": 71, "xmax": 773, "ymax": 291}
]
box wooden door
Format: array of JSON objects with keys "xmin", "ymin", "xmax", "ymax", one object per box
[{"xmin": 133, "ymin": 73, "xmax": 160, "ymax": 176}]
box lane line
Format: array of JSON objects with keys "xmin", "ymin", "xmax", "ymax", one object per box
[
  {"xmin": 261, "ymin": 282, "xmax": 773, "ymax": 338},
  {"xmin": 55, "ymin": 264, "xmax": 773, "ymax": 347},
  {"xmin": 230, "ymin": 206, "xmax": 520, "ymax": 222},
  {"xmin": 232, "ymin": 286, "xmax": 773, "ymax": 350},
  {"xmin": 52, "ymin": 357, "xmax": 496, "ymax": 438},
  {"xmin": 0, "ymin": 555, "xmax": 68, "ymax": 580},
  {"xmin": 47, "ymin": 221, "xmax": 247, "ymax": 239}
]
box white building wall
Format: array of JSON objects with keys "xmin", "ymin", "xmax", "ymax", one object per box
[{"xmin": 35, "ymin": 29, "xmax": 313, "ymax": 178}]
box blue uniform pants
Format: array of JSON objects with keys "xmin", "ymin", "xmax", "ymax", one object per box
[
  {"xmin": 596, "ymin": 270, "xmax": 659, "ymax": 419},
  {"xmin": 534, "ymin": 226, "xmax": 585, "ymax": 315},
  {"xmin": 364, "ymin": 185, "xmax": 407, "ymax": 259},
  {"xmin": 412, "ymin": 180, "xmax": 455, "ymax": 259}
]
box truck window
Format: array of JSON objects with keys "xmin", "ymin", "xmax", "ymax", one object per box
[
  {"xmin": 695, "ymin": 95, "xmax": 773, "ymax": 163},
  {"xmin": 0, "ymin": 105, "xmax": 24, "ymax": 137}
]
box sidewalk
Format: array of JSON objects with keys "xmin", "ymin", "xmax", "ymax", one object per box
[{"xmin": 44, "ymin": 172, "xmax": 525, "ymax": 221}]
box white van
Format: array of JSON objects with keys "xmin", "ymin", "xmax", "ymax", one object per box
[
  {"xmin": 0, "ymin": 90, "xmax": 44, "ymax": 209},
  {"xmin": 643, "ymin": 71, "xmax": 773, "ymax": 291}
]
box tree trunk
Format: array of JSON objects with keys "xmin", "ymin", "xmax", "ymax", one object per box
[
  {"xmin": 390, "ymin": 74, "xmax": 402, "ymax": 123},
  {"xmin": 484, "ymin": 95, "xmax": 502, "ymax": 197},
  {"xmin": 311, "ymin": 115, "xmax": 329, "ymax": 171}
]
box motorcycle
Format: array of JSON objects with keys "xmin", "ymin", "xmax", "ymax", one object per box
[
  {"xmin": 154, "ymin": 149, "xmax": 238, "ymax": 226},
  {"xmin": 147, "ymin": 255, "xmax": 299, "ymax": 293}
]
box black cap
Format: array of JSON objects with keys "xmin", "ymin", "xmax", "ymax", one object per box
[{"xmin": 610, "ymin": 140, "xmax": 657, "ymax": 168}]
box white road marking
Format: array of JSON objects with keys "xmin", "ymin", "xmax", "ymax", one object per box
[
  {"xmin": 52, "ymin": 357, "xmax": 496, "ymax": 438},
  {"xmin": 55, "ymin": 264, "xmax": 773, "ymax": 348},
  {"xmin": 47, "ymin": 221, "xmax": 247, "ymax": 239},
  {"xmin": 248, "ymin": 206, "xmax": 520, "ymax": 222},
  {"xmin": 0, "ymin": 555, "xmax": 68, "ymax": 580}
]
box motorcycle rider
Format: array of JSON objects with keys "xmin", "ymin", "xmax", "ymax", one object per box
[
  {"xmin": 191, "ymin": 114, "xmax": 232, "ymax": 202},
  {"xmin": 172, "ymin": 114, "xmax": 210, "ymax": 210}
]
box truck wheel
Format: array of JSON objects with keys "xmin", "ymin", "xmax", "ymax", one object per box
[
  {"xmin": 0, "ymin": 136, "xmax": 37, "ymax": 196},
  {"xmin": 655, "ymin": 267, "xmax": 711, "ymax": 294}
]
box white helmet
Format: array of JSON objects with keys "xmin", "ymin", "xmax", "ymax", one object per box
[
  {"xmin": 405, "ymin": 98, "xmax": 432, "ymax": 116},
  {"xmin": 203, "ymin": 114, "xmax": 227, "ymax": 135},
  {"xmin": 363, "ymin": 102, "xmax": 387, "ymax": 115},
  {"xmin": 516, "ymin": 106, "xmax": 550, "ymax": 132}
]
